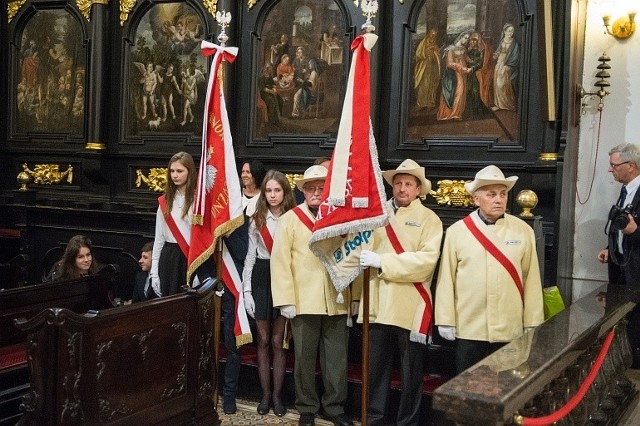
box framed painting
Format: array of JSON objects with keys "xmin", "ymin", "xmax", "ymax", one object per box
[
  {"xmin": 254, "ymin": 0, "xmax": 349, "ymax": 139},
  {"xmin": 407, "ymin": 0, "xmax": 522, "ymax": 144},
  {"xmin": 15, "ymin": 9, "xmax": 86, "ymax": 134},
  {"xmin": 125, "ymin": 2, "xmax": 208, "ymax": 135}
]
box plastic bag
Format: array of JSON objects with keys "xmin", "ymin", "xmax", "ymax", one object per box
[{"xmin": 543, "ymin": 286, "xmax": 565, "ymax": 320}]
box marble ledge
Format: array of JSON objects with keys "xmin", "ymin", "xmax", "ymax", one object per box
[{"xmin": 432, "ymin": 283, "xmax": 639, "ymax": 425}]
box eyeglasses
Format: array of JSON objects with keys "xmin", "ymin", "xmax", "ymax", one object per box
[
  {"xmin": 609, "ymin": 161, "xmax": 630, "ymax": 169},
  {"xmin": 303, "ymin": 186, "xmax": 324, "ymax": 194}
]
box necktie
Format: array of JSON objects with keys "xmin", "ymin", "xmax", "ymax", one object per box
[
  {"xmin": 144, "ymin": 276, "xmax": 152, "ymax": 299},
  {"xmin": 617, "ymin": 186, "xmax": 628, "ymax": 207}
]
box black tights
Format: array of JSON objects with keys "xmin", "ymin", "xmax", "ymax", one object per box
[{"xmin": 256, "ymin": 316, "xmax": 287, "ymax": 406}]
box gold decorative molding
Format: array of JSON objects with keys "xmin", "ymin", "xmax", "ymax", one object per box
[
  {"xmin": 85, "ymin": 142, "xmax": 106, "ymax": 150},
  {"xmin": 119, "ymin": 0, "xmax": 137, "ymax": 27},
  {"xmin": 76, "ymin": 0, "xmax": 92, "ymax": 21},
  {"xmin": 8, "ymin": 0, "xmax": 27, "ymax": 24},
  {"xmin": 203, "ymin": 0, "xmax": 218, "ymax": 16},
  {"xmin": 285, "ymin": 173, "xmax": 303, "ymax": 191},
  {"xmin": 136, "ymin": 168, "xmax": 167, "ymax": 192},
  {"xmin": 248, "ymin": 0, "xmax": 259, "ymax": 10},
  {"xmin": 429, "ymin": 180, "xmax": 474, "ymax": 207},
  {"xmin": 539, "ymin": 152, "xmax": 558, "ymax": 161},
  {"xmin": 21, "ymin": 163, "xmax": 74, "ymax": 185},
  {"xmin": 76, "ymin": 0, "xmax": 108, "ymax": 22}
]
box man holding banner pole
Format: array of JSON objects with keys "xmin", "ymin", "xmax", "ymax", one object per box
[
  {"xmin": 307, "ymin": 25, "xmax": 390, "ymax": 426},
  {"xmin": 187, "ymin": 36, "xmax": 253, "ymax": 414},
  {"xmin": 271, "ymin": 165, "xmax": 358, "ymax": 426},
  {"xmin": 358, "ymin": 159, "xmax": 443, "ymax": 426}
]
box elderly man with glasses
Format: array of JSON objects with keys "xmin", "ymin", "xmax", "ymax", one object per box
[
  {"xmin": 597, "ymin": 143, "xmax": 640, "ymax": 367},
  {"xmin": 271, "ymin": 165, "xmax": 357, "ymax": 426}
]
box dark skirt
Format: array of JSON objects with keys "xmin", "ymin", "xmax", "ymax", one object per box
[
  {"xmin": 252, "ymin": 258, "xmax": 279, "ymax": 320},
  {"xmin": 159, "ymin": 242, "xmax": 187, "ymax": 296}
]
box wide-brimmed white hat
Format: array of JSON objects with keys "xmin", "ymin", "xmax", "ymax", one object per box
[
  {"xmin": 382, "ymin": 159, "xmax": 431, "ymax": 196},
  {"xmin": 464, "ymin": 165, "xmax": 518, "ymax": 195},
  {"xmin": 295, "ymin": 165, "xmax": 328, "ymax": 191}
]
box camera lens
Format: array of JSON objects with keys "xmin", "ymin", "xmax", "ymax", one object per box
[{"xmin": 611, "ymin": 213, "xmax": 630, "ymax": 231}]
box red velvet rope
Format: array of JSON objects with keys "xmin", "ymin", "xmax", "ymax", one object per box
[{"xmin": 521, "ymin": 329, "xmax": 615, "ymax": 425}]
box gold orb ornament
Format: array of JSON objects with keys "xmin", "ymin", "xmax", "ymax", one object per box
[
  {"xmin": 17, "ymin": 171, "xmax": 30, "ymax": 191},
  {"xmin": 516, "ymin": 189, "xmax": 538, "ymax": 217}
]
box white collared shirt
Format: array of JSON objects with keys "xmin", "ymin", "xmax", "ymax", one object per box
[
  {"xmin": 618, "ymin": 174, "xmax": 640, "ymax": 252},
  {"xmin": 242, "ymin": 210, "xmax": 279, "ymax": 291}
]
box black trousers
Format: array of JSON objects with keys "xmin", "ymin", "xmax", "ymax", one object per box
[
  {"xmin": 368, "ymin": 324, "xmax": 425, "ymax": 426},
  {"xmin": 221, "ymin": 288, "xmax": 240, "ymax": 403},
  {"xmin": 455, "ymin": 338, "xmax": 507, "ymax": 373}
]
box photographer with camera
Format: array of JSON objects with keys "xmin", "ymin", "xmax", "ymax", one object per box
[{"xmin": 597, "ymin": 143, "xmax": 640, "ymax": 367}]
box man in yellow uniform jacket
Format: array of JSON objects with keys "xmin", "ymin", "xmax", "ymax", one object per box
[
  {"xmin": 435, "ymin": 165, "xmax": 544, "ymax": 374},
  {"xmin": 271, "ymin": 165, "xmax": 357, "ymax": 426},
  {"xmin": 358, "ymin": 159, "xmax": 443, "ymax": 426}
]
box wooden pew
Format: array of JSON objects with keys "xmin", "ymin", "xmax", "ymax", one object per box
[
  {"xmin": 14, "ymin": 279, "xmax": 219, "ymax": 426},
  {"xmin": 0, "ymin": 254, "xmax": 29, "ymax": 290},
  {"xmin": 0, "ymin": 265, "xmax": 118, "ymax": 425},
  {"xmin": 0, "ymin": 264, "xmax": 118, "ymax": 348}
]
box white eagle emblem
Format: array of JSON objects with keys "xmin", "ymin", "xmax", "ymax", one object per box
[{"xmin": 206, "ymin": 164, "xmax": 217, "ymax": 192}]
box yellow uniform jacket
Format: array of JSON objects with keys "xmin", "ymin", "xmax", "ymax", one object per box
[
  {"xmin": 435, "ymin": 210, "xmax": 544, "ymax": 342},
  {"xmin": 358, "ymin": 198, "xmax": 443, "ymax": 332},
  {"xmin": 271, "ymin": 203, "xmax": 355, "ymax": 315}
]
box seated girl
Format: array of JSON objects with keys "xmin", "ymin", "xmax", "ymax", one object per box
[{"xmin": 45, "ymin": 235, "xmax": 101, "ymax": 282}]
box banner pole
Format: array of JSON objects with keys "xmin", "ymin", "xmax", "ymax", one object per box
[
  {"xmin": 212, "ymin": 240, "xmax": 224, "ymax": 409},
  {"xmin": 361, "ymin": 267, "xmax": 370, "ymax": 425}
]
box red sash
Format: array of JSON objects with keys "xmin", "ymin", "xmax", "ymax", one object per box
[
  {"xmin": 259, "ymin": 225, "xmax": 274, "ymax": 254},
  {"xmin": 463, "ymin": 215, "xmax": 524, "ymax": 300},
  {"xmin": 384, "ymin": 223, "xmax": 433, "ymax": 337},
  {"xmin": 292, "ymin": 206, "xmax": 314, "ymax": 232},
  {"xmin": 158, "ymin": 195, "xmax": 190, "ymax": 258}
]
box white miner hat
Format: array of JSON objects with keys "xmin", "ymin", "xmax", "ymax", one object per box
[
  {"xmin": 382, "ymin": 159, "xmax": 431, "ymax": 196},
  {"xmin": 295, "ymin": 165, "xmax": 328, "ymax": 191},
  {"xmin": 464, "ymin": 165, "xmax": 518, "ymax": 195}
]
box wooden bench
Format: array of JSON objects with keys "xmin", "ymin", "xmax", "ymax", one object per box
[
  {"xmin": 0, "ymin": 254, "xmax": 29, "ymax": 290},
  {"xmin": 13, "ymin": 279, "xmax": 219, "ymax": 426},
  {"xmin": 0, "ymin": 265, "xmax": 118, "ymax": 425}
]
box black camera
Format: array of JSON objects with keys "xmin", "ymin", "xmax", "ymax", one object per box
[{"xmin": 608, "ymin": 204, "xmax": 637, "ymax": 231}]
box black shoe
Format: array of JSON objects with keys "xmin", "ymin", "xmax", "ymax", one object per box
[
  {"xmin": 223, "ymin": 399, "xmax": 237, "ymax": 415},
  {"xmin": 328, "ymin": 413, "xmax": 353, "ymax": 426},
  {"xmin": 257, "ymin": 401, "xmax": 270, "ymax": 415},
  {"xmin": 299, "ymin": 412, "xmax": 315, "ymax": 426},
  {"xmin": 273, "ymin": 399, "xmax": 287, "ymax": 416}
]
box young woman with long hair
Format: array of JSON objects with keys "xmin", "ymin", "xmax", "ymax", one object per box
[
  {"xmin": 242, "ymin": 170, "xmax": 296, "ymax": 416},
  {"xmin": 47, "ymin": 234, "xmax": 101, "ymax": 281},
  {"xmin": 150, "ymin": 151, "xmax": 197, "ymax": 296}
]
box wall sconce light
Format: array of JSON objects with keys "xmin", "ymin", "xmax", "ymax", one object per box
[
  {"xmin": 576, "ymin": 53, "xmax": 611, "ymax": 116},
  {"xmin": 599, "ymin": 1, "xmax": 637, "ymax": 39}
]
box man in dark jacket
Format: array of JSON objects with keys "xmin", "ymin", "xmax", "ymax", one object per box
[{"xmin": 597, "ymin": 143, "xmax": 640, "ymax": 366}]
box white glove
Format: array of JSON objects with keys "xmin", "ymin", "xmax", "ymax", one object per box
[
  {"xmin": 244, "ymin": 292, "xmax": 256, "ymax": 319},
  {"xmin": 438, "ymin": 326, "xmax": 456, "ymax": 341},
  {"xmin": 151, "ymin": 277, "xmax": 162, "ymax": 297},
  {"xmin": 350, "ymin": 301, "xmax": 360, "ymax": 316},
  {"xmin": 360, "ymin": 250, "xmax": 381, "ymax": 269},
  {"xmin": 280, "ymin": 305, "xmax": 296, "ymax": 319}
]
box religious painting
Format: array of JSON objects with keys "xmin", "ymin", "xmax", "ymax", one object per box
[
  {"xmin": 255, "ymin": 0, "xmax": 348, "ymax": 138},
  {"xmin": 16, "ymin": 10, "xmax": 85, "ymax": 134},
  {"xmin": 127, "ymin": 2, "xmax": 207, "ymax": 134},
  {"xmin": 408, "ymin": 0, "xmax": 521, "ymax": 144}
]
